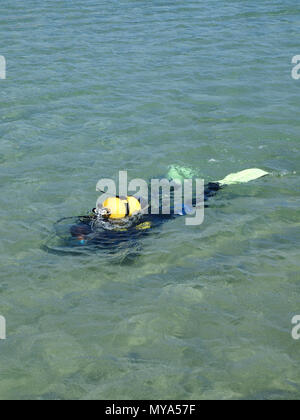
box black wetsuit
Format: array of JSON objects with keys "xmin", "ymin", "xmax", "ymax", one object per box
[{"xmin": 69, "ymin": 182, "xmax": 221, "ymax": 248}]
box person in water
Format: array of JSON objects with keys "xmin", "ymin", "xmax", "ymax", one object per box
[{"xmin": 68, "ymin": 167, "xmax": 269, "ymax": 247}]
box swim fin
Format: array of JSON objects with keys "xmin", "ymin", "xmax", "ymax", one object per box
[
  {"xmin": 216, "ymin": 168, "xmax": 269, "ymax": 186},
  {"xmin": 167, "ymin": 165, "xmax": 196, "ymax": 183},
  {"xmin": 168, "ymin": 165, "xmax": 269, "ymax": 186}
]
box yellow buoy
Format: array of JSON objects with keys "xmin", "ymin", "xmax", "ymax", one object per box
[
  {"xmin": 127, "ymin": 196, "xmax": 142, "ymax": 216},
  {"xmin": 102, "ymin": 196, "xmax": 141, "ymax": 219}
]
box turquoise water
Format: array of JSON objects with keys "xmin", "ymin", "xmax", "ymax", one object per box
[{"xmin": 1, "ymin": 0, "xmax": 300, "ymax": 400}]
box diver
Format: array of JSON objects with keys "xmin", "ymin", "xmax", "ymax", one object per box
[{"xmin": 67, "ymin": 166, "xmax": 269, "ymax": 247}]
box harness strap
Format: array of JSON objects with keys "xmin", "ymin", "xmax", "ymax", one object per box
[{"xmin": 116, "ymin": 196, "xmax": 130, "ymax": 217}]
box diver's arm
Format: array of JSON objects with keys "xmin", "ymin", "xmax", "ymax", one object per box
[{"xmin": 70, "ymin": 212, "xmax": 96, "ymax": 244}]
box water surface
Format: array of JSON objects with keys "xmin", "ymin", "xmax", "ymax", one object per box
[{"xmin": 0, "ymin": 0, "xmax": 300, "ymax": 400}]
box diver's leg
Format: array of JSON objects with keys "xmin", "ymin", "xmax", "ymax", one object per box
[{"xmin": 204, "ymin": 182, "xmax": 222, "ymax": 200}]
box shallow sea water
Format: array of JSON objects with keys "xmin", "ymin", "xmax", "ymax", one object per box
[{"xmin": 0, "ymin": 0, "xmax": 300, "ymax": 399}]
